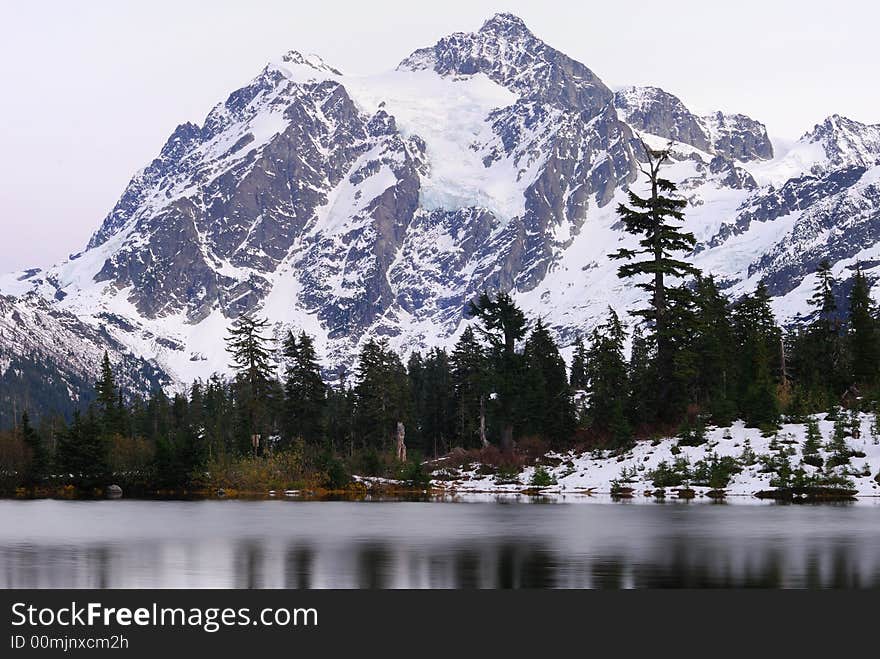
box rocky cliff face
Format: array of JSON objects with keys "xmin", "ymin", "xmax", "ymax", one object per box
[
  {"xmin": 614, "ymin": 86, "xmax": 774, "ymax": 162},
  {"xmin": 2, "ymin": 12, "xmax": 879, "ymax": 400}
]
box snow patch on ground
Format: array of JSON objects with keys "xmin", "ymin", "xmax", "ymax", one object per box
[{"xmin": 433, "ymin": 415, "xmax": 880, "ymax": 500}]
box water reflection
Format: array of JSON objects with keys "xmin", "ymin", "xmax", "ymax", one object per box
[{"xmin": 1, "ymin": 500, "xmax": 879, "ymax": 588}]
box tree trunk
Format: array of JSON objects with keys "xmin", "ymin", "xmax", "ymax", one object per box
[
  {"xmin": 479, "ymin": 395, "xmax": 488, "ymax": 448},
  {"xmin": 501, "ymin": 424, "xmax": 514, "ymax": 453},
  {"xmin": 395, "ymin": 421, "xmax": 406, "ymax": 463}
]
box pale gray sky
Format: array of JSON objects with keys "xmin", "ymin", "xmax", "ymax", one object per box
[{"xmin": 1, "ymin": 0, "xmax": 877, "ymax": 272}]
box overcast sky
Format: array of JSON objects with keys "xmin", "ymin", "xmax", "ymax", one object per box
[{"xmin": 1, "ymin": 0, "xmax": 877, "ymax": 273}]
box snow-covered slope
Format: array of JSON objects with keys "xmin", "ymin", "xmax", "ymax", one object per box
[
  {"xmin": 436, "ymin": 414, "xmax": 880, "ymax": 499},
  {"xmin": 2, "ymin": 12, "xmax": 880, "ymax": 393}
]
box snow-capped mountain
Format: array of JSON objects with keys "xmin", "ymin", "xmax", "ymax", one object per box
[{"xmin": 2, "ymin": 12, "xmax": 879, "ymax": 412}]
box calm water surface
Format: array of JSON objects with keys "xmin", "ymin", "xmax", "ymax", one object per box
[{"xmin": 2, "ymin": 498, "xmax": 879, "ymax": 588}]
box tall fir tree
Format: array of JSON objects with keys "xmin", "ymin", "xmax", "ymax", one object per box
[
  {"xmin": 692, "ymin": 276, "xmax": 736, "ymax": 424},
  {"xmin": 468, "ymin": 291, "xmax": 527, "ymax": 451},
  {"xmin": 627, "ymin": 325, "xmax": 658, "ymax": 430},
  {"xmin": 569, "ymin": 334, "xmax": 588, "ymax": 390},
  {"xmin": 95, "ymin": 352, "xmax": 122, "ymax": 436},
  {"xmin": 609, "ymin": 140, "xmax": 700, "ymax": 421},
  {"xmin": 419, "ymin": 348, "xmax": 456, "ymax": 457},
  {"xmin": 732, "ymin": 283, "xmax": 781, "ymax": 428},
  {"xmin": 21, "ymin": 411, "xmax": 49, "ymax": 485},
  {"xmin": 811, "ymin": 259, "xmax": 845, "ymax": 394},
  {"xmin": 225, "ymin": 315, "xmax": 275, "ymax": 449},
  {"xmin": 584, "ymin": 308, "xmax": 631, "ymax": 447},
  {"xmin": 354, "ymin": 338, "xmax": 410, "ymax": 451},
  {"xmin": 406, "ymin": 351, "xmax": 427, "ymax": 452},
  {"xmin": 521, "ymin": 319, "xmax": 576, "ymax": 445},
  {"xmin": 282, "ymin": 330, "xmax": 327, "ymax": 445},
  {"xmin": 56, "ymin": 408, "xmax": 109, "ymax": 489},
  {"xmin": 848, "ymin": 264, "xmax": 879, "ymax": 388},
  {"xmin": 450, "ymin": 327, "xmax": 490, "ymax": 448}
]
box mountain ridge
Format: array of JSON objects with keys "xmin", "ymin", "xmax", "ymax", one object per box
[{"xmin": 2, "ymin": 12, "xmax": 879, "ymax": 423}]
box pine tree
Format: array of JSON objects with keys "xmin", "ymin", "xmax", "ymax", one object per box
[
  {"xmin": 663, "ymin": 284, "xmax": 701, "ymax": 422},
  {"xmin": 802, "ymin": 259, "xmax": 845, "ymax": 399},
  {"xmin": 282, "ymin": 330, "xmax": 327, "ymax": 445},
  {"xmin": 21, "ymin": 411, "xmax": 49, "ymax": 485},
  {"xmin": 848, "ymin": 264, "xmax": 879, "ymax": 388},
  {"xmin": 354, "ymin": 338, "xmax": 410, "ymax": 451},
  {"xmin": 569, "ymin": 334, "xmax": 588, "ymax": 390},
  {"xmin": 584, "ymin": 309, "xmax": 631, "ymax": 447},
  {"xmin": 225, "ymin": 315, "xmax": 274, "ymax": 445},
  {"xmin": 450, "ymin": 327, "xmax": 490, "ymax": 448},
  {"xmin": 521, "ymin": 319, "xmax": 576, "ymax": 445},
  {"xmin": 826, "ymin": 413, "xmax": 852, "ymax": 468},
  {"xmin": 732, "ymin": 283, "xmax": 781, "ymax": 428},
  {"xmin": 610, "ymin": 141, "xmax": 700, "ymax": 417},
  {"xmin": 802, "ymin": 417, "xmax": 824, "ymax": 468},
  {"xmin": 326, "ymin": 378, "xmax": 356, "ymax": 454},
  {"xmin": 627, "ymin": 326, "xmax": 658, "ymax": 430},
  {"xmin": 95, "ymin": 352, "xmax": 122, "ymax": 436},
  {"xmin": 56, "ymin": 408, "xmax": 109, "ymax": 489},
  {"xmin": 406, "ymin": 351, "xmax": 426, "ymax": 452},
  {"xmin": 420, "ymin": 348, "xmax": 455, "ymax": 457},
  {"xmin": 468, "ymin": 291, "xmax": 527, "ymax": 451},
  {"xmin": 693, "ymin": 276, "xmax": 736, "ymax": 423},
  {"xmin": 811, "ymin": 259, "xmax": 837, "ymax": 318}
]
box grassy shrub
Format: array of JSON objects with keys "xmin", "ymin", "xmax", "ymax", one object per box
[
  {"xmin": 313, "ymin": 450, "xmax": 351, "ymax": 489},
  {"xmin": 205, "ymin": 448, "xmax": 306, "ymax": 491}
]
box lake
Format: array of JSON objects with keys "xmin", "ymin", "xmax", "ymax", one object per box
[{"xmin": 2, "ymin": 497, "xmax": 879, "ymax": 588}]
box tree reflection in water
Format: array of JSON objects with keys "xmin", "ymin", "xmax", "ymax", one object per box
[{"xmin": 2, "ymin": 501, "xmax": 880, "ymax": 588}]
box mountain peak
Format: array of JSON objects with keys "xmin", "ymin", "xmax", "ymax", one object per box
[
  {"xmin": 805, "ymin": 114, "xmax": 871, "ymax": 140},
  {"xmin": 277, "ymin": 50, "xmax": 342, "ymax": 75},
  {"xmin": 478, "ymin": 12, "xmax": 533, "ymax": 37}
]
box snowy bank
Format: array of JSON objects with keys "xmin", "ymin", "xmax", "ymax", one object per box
[{"xmin": 426, "ymin": 414, "xmax": 880, "ymax": 501}]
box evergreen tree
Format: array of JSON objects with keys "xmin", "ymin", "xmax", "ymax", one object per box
[
  {"xmin": 406, "ymin": 351, "xmax": 426, "ymax": 452},
  {"xmin": 202, "ymin": 375, "xmax": 233, "ymax": 458},
  {"xmin": 154, "ymin": 393, "xmax": 205, "ymax": 488},
  {"xmin": 804, "ymin": 259, "xmax": 846, "ymax": 398},
  {"xmin": 732, "ymin": 283, "xmax": 781, "ymax": 428},
  {"xmin": 468, "ymin": 291, "xmax": 527, "ymax": 451},
  {"xmin": 848, "ymin": 264, "xmax": 879, "ymax": 388},
  {"xmin": 569, "ymin": 334, "xmax": 588, "ymax": 390},
  {"xmin": 56, "ymin": 408, "xmax": 109, "ymax": 489},
  {"xmin": 627, "ymin": 326, "xmax": 658, "ymax": 429},
  {"xmin": 95, "ymin": 352, "xmax": 122, "ymax": 436},
  {"xmin": 420, "ymin": 348, "xmax": 455, "ymax": 457},
  {"xmin": 282, "ymin": 330, "xmax": 327, "ymax": 445},
  {"xmin": 826, "ymin": 413, "xmax": 853, "ymax": 468},
  {"xmin": 802, "ymin": 417, "xmax": 824, "ymax": 468},
  {"xmin": 521, "ymin": 319, "xmax": 576, "ymax": 445},
  {"xmin": 663, "ymin": 284, "xmax": 701, "ymax": 421},
  {"xmin": 609, "ymin": 141, "xmax": 700, "ymax": 420},
  {"xmin": 584, "ymin": 309, "xmax": 631, "ymax": 447},
  {"xmin": 693, "ymin": 276, "xmax": 736, "ymax": 423},
  {"xmin": 225, "ymin": 315, "xmax": 275, "ymax": 447},
  {"xmin": 450, "ymin": 327, "xmax": 490, "ymax": 448},
  {"xmin": 21, "ymin": 411, "xmax": 49, "ymax": 485},
  {"xmin": 354, "ymin": 338, "xmax": 410, "ymax": 451},
  {"xmin": 326, "ymin": 379, "xmax": 356, "ymax": 454},
  {"xmin": 811, "ymin": 259, "xmax": 837, "ymax": 318}
]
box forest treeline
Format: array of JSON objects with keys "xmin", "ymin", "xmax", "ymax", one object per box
[{"xmin": 2, "ymin": 144, "xmax": 878, "ymax": 495}]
